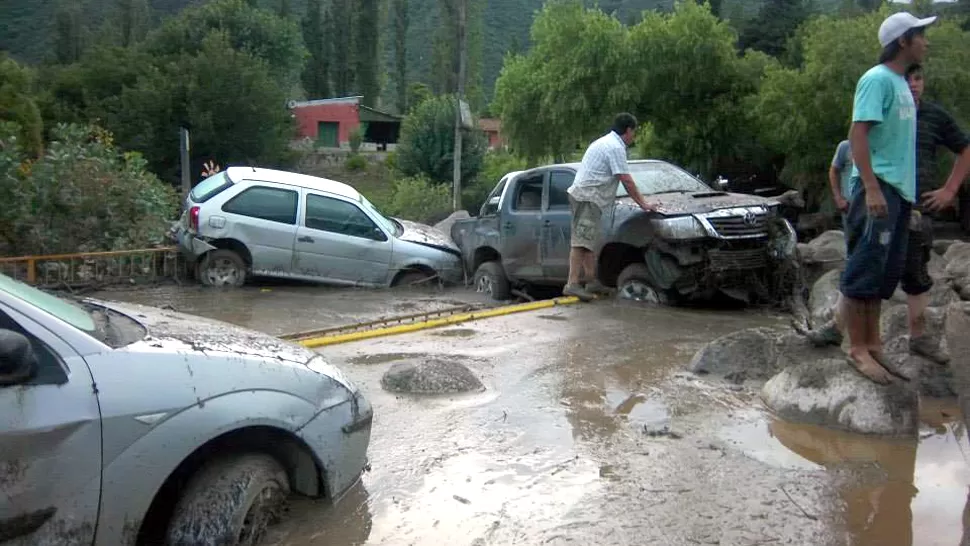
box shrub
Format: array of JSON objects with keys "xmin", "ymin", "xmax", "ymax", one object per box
[
  {"xmin": 395, "ymin": 94, "xmax": 487, "ymax": 185},
  {"xmin": 0, "ymin": 122, "xmax": 178, "ymax": 256},
  {"xmin": 349, "ymin": 127, "xmax": 363, "ymax": 153},
  {"xmin": 345, "ymin": 153, "xmax": 368, "ymax": 172},
  {"xmin": 380, "ymin": 176, "xmax": 453, "ymax": 225}
]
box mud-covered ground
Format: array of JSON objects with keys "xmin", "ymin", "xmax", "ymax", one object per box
[{"xmin": 94, "ymin": 284, "xmax": 970, "ymax": 546}]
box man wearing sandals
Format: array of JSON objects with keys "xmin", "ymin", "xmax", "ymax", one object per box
[
  {"xmin": 837, "ymin": 12, "xmax": 935, "ymax": 384},
  {"xmin": 802, "ymin": 41, "xmax": 970, "ymax": 374},
  {"xmin": 563, "ymin": 113, "xmax": 656, "ymax": 302}
]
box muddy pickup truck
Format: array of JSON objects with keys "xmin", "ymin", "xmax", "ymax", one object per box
[{"xmin": 449, "ymin": 159, "xmax": 798, "ymax": 304}]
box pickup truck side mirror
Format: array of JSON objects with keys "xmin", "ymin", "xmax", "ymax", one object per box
[{"xmin": 0, "ymin": 329, "xmax": 38, "ymax": 387}]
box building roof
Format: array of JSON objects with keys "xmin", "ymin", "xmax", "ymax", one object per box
[
  {"xmin": 225, "ymin": 166, "xmax": 362, "ymax": 201},
  {"xmin": 359, "ymin": 105, "xmax": 402, "ymax": 123},
  {"xmin": 479, "ymin": 118, "xmax": 501, "ymax": 132},
  {"xmin": 288, "ymin": 96, "xmax": 364, "ymax": 109}
]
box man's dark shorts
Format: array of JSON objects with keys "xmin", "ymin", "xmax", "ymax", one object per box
[
  {"xmin": 840, "ymin": 179, "xmax": 912, "ymax": 301},
  {"xmin": 901, "ymin": 212, "xmax": 933, "ymax": 296}
]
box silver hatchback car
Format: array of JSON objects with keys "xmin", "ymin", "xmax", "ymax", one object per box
[
  {"xmin": 175, "ymin": 167, "xmax": 464, "ymax": 288},
  {"xmin": 0, "ymin": 273, "xmax": 372, "ymax": 545}
]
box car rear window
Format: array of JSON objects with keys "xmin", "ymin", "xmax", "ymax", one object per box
[{"xmin": 190, "ymin": 171, "xmax": 234, "ymax": 203}]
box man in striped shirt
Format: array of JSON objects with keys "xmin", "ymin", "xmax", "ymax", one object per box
[{"xmin": 564, "ymin": 113, "xmax": 656, "ymax": 302}]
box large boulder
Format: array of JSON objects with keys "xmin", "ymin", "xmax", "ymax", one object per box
[
  {"xmin": 381, "ymin": 358, "xmax": 485, "ymax": 394},
  {"xmin": 686, "ymin": 327, "xmax": 783, "ymax": 384},
  {"xmin": 761, "ymin": 358, "xmax": 919, "ymax": 437},
  {"xmin": 808, "ymin": 268, "xmax": 842, "ymax": 326}
]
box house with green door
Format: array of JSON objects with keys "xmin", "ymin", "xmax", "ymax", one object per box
[{"xmin": 289, "ymin": 96, "xmax": 402, "ymax": 151}]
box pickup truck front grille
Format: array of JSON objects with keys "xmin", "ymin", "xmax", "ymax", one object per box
[
  {"xmin": 705, "ymin": 214, "xmax": 769, "ymax": 239},
  {"xmin": 708, "ymin": 248, "xmax": 767, "ymax": 271}
]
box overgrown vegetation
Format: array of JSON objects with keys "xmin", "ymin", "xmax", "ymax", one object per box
[
  {"xmin": 0, "ymin": 122, "xmax": 178, "ymax": 256},
  {"xmin": 396, "ymin": 95, "xmax": 487, "ymax": 185}
]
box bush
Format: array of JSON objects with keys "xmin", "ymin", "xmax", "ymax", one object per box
[
  {"xmin": 349, "ymin": 127, "xmax": 363, "ymax": 153},
  {"xmin": 396, "ymin": 94, "xmax": 487, "ymax": 185},
  {"xmin": 0, "ymin": 122, "xmax": 178, "ymax": 256},
  {"xmin": 379, "ymin": 176, "xmax": 453, "ymax": 225},
  {"xmin": 345, "ymin": 153, "xmax": 368, "ymax": 171}
]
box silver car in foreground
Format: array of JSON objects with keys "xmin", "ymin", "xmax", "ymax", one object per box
[
  {"xmin": 175, "ymin": 166, "xmax": 463, "ymax": 288},
  {"xmin": 0, "ymin": 273, "xmax": 372, "ymax": 545}
]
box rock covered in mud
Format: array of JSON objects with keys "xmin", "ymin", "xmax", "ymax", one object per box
[
  {"xmin": 761, "ymin": 358, "xmax": 919, "ymax": 436},
  {"xmin": 687, "ymin": 327, "xmax": 784, "ymax": 384},
  {"xmin": 808, "ymin": 268, "xmax": 842, "ymax": 326},
  {"xmin": 433, "ymin": 211, "xmax": 471, "ymax": 244},
  {"xmin": 381, "ymin": 358, "xmax": 484, "ymax": 394},
  {"xmin": 798, "ymin": 230, "xmax": 846, "ymax": 265}
]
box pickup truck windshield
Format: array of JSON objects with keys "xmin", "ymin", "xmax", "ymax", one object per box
[{"xmin": 617, "ymin": 162, "xmax": 710, "ymax": 197}]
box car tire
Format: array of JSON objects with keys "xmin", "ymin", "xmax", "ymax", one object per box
[
  {"xmin": 473, "ymin": 261, "xmax": 511, "ymax": 301},
  {"xmin": 198, "ymin": 249, "xmax": 247, "ymax": 288},
  {"xmin": 616, "ymin": 262, "xmax": 674, "ymax": 305},
  {"xmin": 165, "ymin": 453, "xmax": 290, "ymax": 546},
  {"xmin": 393, "ymin": 269, "xmax": 436, "ymax": 289}
]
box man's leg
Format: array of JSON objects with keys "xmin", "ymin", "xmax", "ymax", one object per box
[
  {"xmin": 901, "ymin": 217, "xmax": 949, "ymax": 363},
  {"xmin": 564, "ymin": 197, "xmax": 597, "ymax": 301},
  {"xmin": 842, "ymin": 296, "xmax": 891, "ymax": 383}
]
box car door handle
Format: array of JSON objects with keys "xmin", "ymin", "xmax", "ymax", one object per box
[
  {"xmin": 542, "ymin": 220, "xmax": 552, "ymax": 227},
  {"xmin": 502, "ymin": 222, "xmax": 513, "ymax": 230},
  {"xmin": 298, "ymin": 236, "xmax": 314, "ymax": 243}
]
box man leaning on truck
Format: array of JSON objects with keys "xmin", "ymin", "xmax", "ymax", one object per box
[{"xmin": 564, "ymin": 113, "xmax": 656, "ymax": 302}]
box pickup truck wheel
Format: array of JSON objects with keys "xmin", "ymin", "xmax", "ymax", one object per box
[
  {"xmin": 474, "ymin": 261, "xmax": 511, "ymax": 301},
  {"xmin": 165, "ymin": 453, "xmax": 290, "ymax": 546},
  {"xmin": 198, "ymin": 250, "xmax": 247, "ymax": 287},
  {"xmin": 616, "ymin": 263, "xmax": 670, "ymax": 305}
]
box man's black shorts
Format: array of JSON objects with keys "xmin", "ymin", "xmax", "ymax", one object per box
[{"xmin": 901, "ymin": 213, "xmax": 933, "ymax": 296}]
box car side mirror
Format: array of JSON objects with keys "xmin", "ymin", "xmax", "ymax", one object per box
[
  {"xmin": 0, "ymin": 329, "xmax": 38, "ymax": 387},
  {"xmin": 481, "ymin": 195, "xmax": 500, "ymax": 216}
]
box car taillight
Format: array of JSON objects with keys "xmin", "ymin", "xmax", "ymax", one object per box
[{"xmin": 189, "ymin": 206, "xmax": 200, "ymax": 231}]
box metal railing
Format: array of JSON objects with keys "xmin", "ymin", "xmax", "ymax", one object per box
[{"xmin": 0, "ymin": 247, "xmax": 186, "ymax": 288}]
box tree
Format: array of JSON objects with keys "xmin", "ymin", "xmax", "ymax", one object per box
[
  {"xmin": 393, "ymin": 0, "xmax": 409, "ymax": 113},
  {"xmin": 0, "ymin": 55, "xmax": 43, "ymax": 157},
  {"xmin": 302, "ymin": 0, "xmax": 331, "ymax": 98},
  {"xmin": 279, "ymin": 0, "xmax": 291, "ymax": 18},
  {"xmin": 431, "ymin": 0, "xmax": 485, "ymax": 110},
  {"xmin": 396, "ymin": 95, "xmax": 487, "ymax": 185},
  {"xmin": 115, "ymin": 0, "xmax": 151, "ymax": 48},
  {"xmin": 355, "ymin": 0, "xmax": 381, "ymax": 106},
  {"xmin": 739, "ymin": 0, "xmax": 814, "ymax": 59},
  {"xmin": 330, "ymin": 0, "xmax": 354, "ymax": 95},
  {"xmin": 406, "ymin": 82, "xmax": 433, "ymax": 113},
  {"xmin": 145, "ymin": 0, "xmax": 307, "ymax": 90},
  {"xmin": 54, "ymin": 0, "xmax": 85, "ymax": 64}
]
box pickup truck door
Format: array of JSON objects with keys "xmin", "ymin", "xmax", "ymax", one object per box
[
  {"xmin": 500, "ymin": 172, "xmax": 546, "ymax": 280},
  {"xmin": 0, "ymin": 304, "xmax": 102, "ymax": 545},
  {"xmin": 540, "ymin": 169, "xmax": 576, "ymax": 282}
]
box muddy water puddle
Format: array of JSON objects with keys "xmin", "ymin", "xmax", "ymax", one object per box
[{"xmin": 722, "ymin": 401, "xmax": 970, "ymax": 546}]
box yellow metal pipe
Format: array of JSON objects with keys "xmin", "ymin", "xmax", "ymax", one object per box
[{"xmin": 298, "ymin": 296, "xmax": 581, "ymax": 348}]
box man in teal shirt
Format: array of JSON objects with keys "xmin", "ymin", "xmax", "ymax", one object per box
[{"xmin": 839, "ymin": 11, "xmax": 935, "ymax": 384}]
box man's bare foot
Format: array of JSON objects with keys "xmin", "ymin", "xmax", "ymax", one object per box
[
  {"xmin": 846, "ymin": 349, "xmax": 893, "ymax": 385},
  {"xmin": 869, "ymin": 349, "xmax": 911, "ymax": 381}
]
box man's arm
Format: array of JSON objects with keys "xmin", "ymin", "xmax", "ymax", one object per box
[
  {"xmin": 849, "ymin": 121, "xmax": 887, "ymax": 216},
  {"xmin": 922, "ymin": 108, "xmax": 970, "ymax": 211},
  {"xmin": 619, "ymin": 174, "xmax": 655, "ymax": 212}
]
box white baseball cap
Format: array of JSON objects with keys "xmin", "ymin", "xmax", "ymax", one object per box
[{"xmin": 878, "ymin": 12, "xmax": 937, "ymax": 48}]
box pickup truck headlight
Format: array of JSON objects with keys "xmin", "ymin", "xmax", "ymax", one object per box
[{"xmin": 650, "ymin": 216, "xmax": 707, "ymax": 240}]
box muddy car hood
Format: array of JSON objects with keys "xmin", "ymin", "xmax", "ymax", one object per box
[
  {"xmin": 394, "ymin": 218, "xmax": 460, "ymax": 253},
  {"xmin": 90, "ymin": 299, "xmax": 317, "ymax": 362},
  {"xmin": 619, "ymin": 191, "xmax": 774, "ymax": 215}
]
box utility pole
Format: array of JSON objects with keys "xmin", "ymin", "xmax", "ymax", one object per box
[
  {"xmin": 451, "ymin": 0, "xmax": 467, "ymax": 212},
  {"xmin": 179, "ymin": 127, "xmax": 191, "ymax": 199}
]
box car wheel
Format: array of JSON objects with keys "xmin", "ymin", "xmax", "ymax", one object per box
[
  {"xmin": 473, "ymin": 261, "xmax": 511, "ymax": 301},
  {"xmin": 165, "ymin": 453, "xmax": 290, "ymax": 546},
  {"xmin": 198, "ymin": 250, "xmax": 247, "ymax": 287},
  {"xmin": 393, "ymin": 269, "xmax": 436, "ymax": 289},
  {"xmin": 616, "ymin": 263, "xmax": 672, "ymax": 305}
]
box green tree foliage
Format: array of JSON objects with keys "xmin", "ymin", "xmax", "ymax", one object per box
[
  {"xmin": 738, "ymin": 0, "xmax": 813, "ymax": 58},
  {"xmin": 751, "ymin": 6, "xmax": 970, "ymax": 207},
  {"xmin": 393, "ymin": 0, "xmax": 410, "ymax": 113},
  {"xmin": 379, "ymin": 176, "xmax": 454, "ymax": 225},
  {"xmin": 355, "ymin": 0, "xmax": 382, "ymax": 106},
  {"xmin": 396, "ymin": 95, "xmax": 487, "ymax": 184},
  {"xmin": 114, "ymin": 0, "xmax": 151, "ymax": 48},
  {"xmin": 330, "ymin": 0, "xmax": 354, "ymax": 95},
  {"xmin": 302, "ymin": 0, "xmax": 332, "ymax": 98},
  {"xmin": 431, "ymin": 0, "xmax": 486, "ymax": 110},
  {"xmin": 54, "ymin": 0, "xmax": 86, "ymax": 64},
  {"xmin": 144, "ymin": 0, "xmax": 307, "ymax": 89},
  {"xmin": 406, "ymin": 82, "xmax": 433, "ymax": 113},
  {"xmin": 0, "ymin": 122, "xmax": 178, "ymax": 255},
  {"xmin": 0, "ymin": 56, "xmax": 44, "ymax": 158}
]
